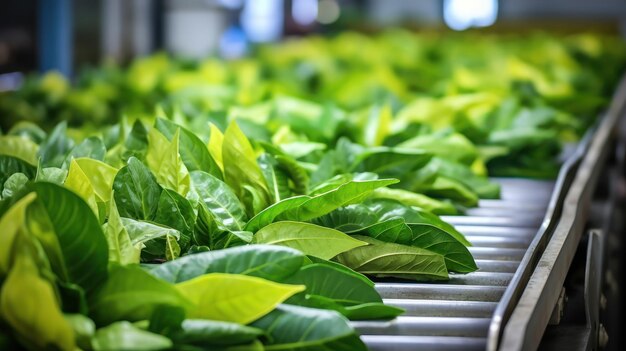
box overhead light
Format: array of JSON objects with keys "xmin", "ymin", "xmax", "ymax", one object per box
[{"xmin": 443, "ymin": 0, "xmax": 498, "ymax": 31}]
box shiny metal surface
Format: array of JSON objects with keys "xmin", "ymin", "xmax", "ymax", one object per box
[{"xmin": 357, "ymin": 177, "xmax": 554, "ymax": 350}]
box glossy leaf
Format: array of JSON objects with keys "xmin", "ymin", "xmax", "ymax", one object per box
[
  {"xmin": 253, "ymin": 221, "xmax": 368, "ymax": 260},
  {"xmin": 174, "ymin": 319, "xmax": 264, "ymax": 346},
  {"xmin": 335, "ymin": 236, "xmax": 449, "ymax": 280},
  {"xmin": 91, "ymin": 321, "xmax": 172, "ymax": 351},
  {"xmin": 146, "ymin": 128, "xmax": 191, "ymax": 196},
  {"xmin": 154, "ymin": 189, "xmax": 195, "ymax": 250},
  {"xmin": 369, "ymin": 187, "xmax": 458, "ymax": 215},
  {"xmin": 64, "ymin": 136, "xmax": 106, "ymax": 165},
  {"xmin": 222, "ymin": 121, "xmax": 271, "ymax": 216},
  {"xmin": 0, "ymin": 135, "xmax": 38, "ymax": 165},
  {"xmin": 208, "ymin": 123, "xmax": 225, "ymax": 172},
  {"xmin": 89, "ymin": 265, "xmax": 191, "ymax": 325},
  {"xmin": 37, "ymin": 121, "xmax": 74, "ymax": 168},
  {"xmin": 1, "ymin": 173, "xmax": 28, "ymax": 200},
  {"xmin": 103, "ymin": 195, "xmax": 141, "ymax": 265},
  {"xmin": 175, "ymin": 273, "xmax": 305, "ymax": 324},
  {"xmin": 0, "ymin": 155, "xmax": 36, "ymax": 191},
  {"xmin": 0, "ymin": 239, "xmax": 75, "ymax": 351},
  {"xmin": 74, "ymin": 158, "xmax": 118, "ymax": 202},
  {"xmin": 251, "ymin": 304, "xmax": 367, "ymax": 351},
  {"xmin": 113, "ymin": 157, "xmax": 162, "ymax": 220},
  {"xmin": 155, "ymin": 117, "xmax": 222, "ymax": 179},
  {"xmin": 64, "ymin": 159, "xmax": 99, "ymax": 215},
  {"xmin": 148, "ymin": 244, "xmax": 304, "ymax": 283},
  {"xmin": 0, "ymin": 193, "xmax": 37, "ymax": 275},
  {"xmin": 34, "ymin": 182, "xmax": 109, "ymax": 293},
  {"xmin": 191, "ymin": 170, "xmax": 247, "ymax": 231}
]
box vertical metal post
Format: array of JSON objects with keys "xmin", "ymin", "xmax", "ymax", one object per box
[{"xmin": 38, "ymin": 0, "xmax": 72, "ymax": 76}]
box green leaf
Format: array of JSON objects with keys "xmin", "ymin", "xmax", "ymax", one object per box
[
  {"xmin": 283, "ymin": 263, "xmax": 382, "ymax": 305},
  {"xmin": 0, "ymin": 237, "xmax": 75, "ymax": 351},
  {"xmin": 147, "ymin": 244, "xmax": 304, "ymax": 283},
  {"xmin": 174, "ymin": 319, "xmax": 264, "ymax": 347},
  {"xmin": 363, "ymin": 103, "xmax": 392, "ymax": 147},
  {"xmin": 251, "ymin": 304, "xmax": 367, "ymax": 351},
  {"xmin": 335, "ymin": 236, "xmax": 449, "ymax": 280},
  {"xmin": 0, "ymin": 193, "xmax": 37, "ymax": 275},
  {"xmin": 123, "ymin": 120, "xmax": 149, "ymax": 161},
  {"xmin": 175, "ymin": 273, "xmax": 305, "ymax": 324},
  {"xmin": 34, "ymin": 182, "xmax": 109, "ymax": 293},
  {"xmin": 146, "ymin": 128, "xmax": 191, "ymax": 196},
  {"xmin": 65, "ymin": 314, "xmax": 96, "ymax": 350},
  {"xmin": 253, "ymin": 221, "xmax": 367, "ymax": 260},
  {"xmin": 369, "ymin": 187, "xmax": 458, "ymax": 215},
  {"xmin": 222, "ymin": 121, "xmax": 271, "ymax": 217},
  {"xmin": 245, "ymin": 178, "xmax": 397, "ymax": 232},
  {"xmin": 113, "ymin": 157, "xmax": 162, "ymax": 220},
  {"xmin": 208, "ymin": 123, "xmax": 225, "ymax": 172},
  {"xmin": 191, "ymin": 170, "xmax": 247, "ymax": 231},
  {"xmin": 1, "ymin": 173, "xmax": 28, "ymax": 200},
  {"xmin": 281, "ymin": 179, "xmax": 398, "ymax": 222},
  {"xmin": 154, "ymin": 189, "xmax": 196, "ymax": 250},
  {"xmin": 64, "ymin": 136, "xmax": 106, "ymax": 165},
  {"xmin": 36, "ymin": 166, "xmax": 67, "ymax": 184},
  {"xmin": 64, "ymin": 158, "xmax": 99, "ymax": 215},
  {"xmin": 73, "ymin": 158, "xmax": 118, "ymax": 202},
  {"xmin": 155, "ymin": 118, "xmax": 223, "ymax": 179},
  {"xmin": 38, "ymin": 121, "xmax": 74, "ymax": 168},
  {"xmin": 89, "ymin": 265, "xmax": 191, "ymax": 325},
  {"xmin": 0, "ymin": 155, "xmax": 36, "ymax": 192},
  {"xmin": 259, "ymin": 154, "xmax": 292, "ymax": 203},
  {"xmin": 103, "ymin": 195, "xmax": 142, "ymax": 265},
  {"xmin": 0, "ymin": 135, "xmax": 39, "ymax": 165},
  {"xmin": 165, "ymin": 235, "xmax": 181, "ymax": 261},
  {"xmin": 244, "ymin": 195, "xmax": 309, "ymax": 233},
  {"xmin": 92, "ymin": 321, "xmax": 173, "ymax": 351}
]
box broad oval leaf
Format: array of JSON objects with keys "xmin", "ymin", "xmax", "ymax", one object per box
[
  {"xmin": 103, "ymin": 195, "xmax": 141, "ymax": 265},
  {"xmin": 251, "ymin": 304, "xmax": 367, "ymax": 351},
  {"xmin": 113, "ymin": 157, "xmax": 162, "ymax": 220},
  {"xmin": 175, "ymin": 319, "xmax": 264, "ymax": 347},
  {"xmin": 74, "ymin": 158, "xmax": 118, "ymax": 202},
  {"xmin": 64, "ymin": 159, "xmax": 99, "ymax": 215},
  {"xmin": 92, "ymin": 321, "xmax": 172, "ymax": 351},
  {"xmin": 244, "ymin": 195, "xmax": 309, "ymax": 233},
  {"xmin": 146, "ymin": 128, "xmax": 191, "ymax": 196},
  {"xmin": 0, "ymin": 135, "xmax": 39, "ymax": 165},
  {"xmin": 335, "ymin": 236, "xmax": 449, "ymax": 281},
  {"xmin": 253, "ymin": 221, "xmax": 367, "ymax": 260},
  {"xmin": 282, "ymin": 263, "xmax": 383, "ymax": 305},
  {"xmin": 155, "ymin": 118, "xmax": 222, "ymax": 179},
  {"xmin": 154, "ymin": 189, "xmax": 196, "ymax": 250},
  {"xmin": 147, "ymin": 244, "xmax": 304, "ymax": 283},
  {"xmin": 89, "ymin": 265, "xmax": 191, "ymax": 325},
  {"xmin": 0, "ymin": 155, "xmax": 36, "ymax": 191},
  {"xmin": 191, "ymin": 170, "xmax": 247, "ymax": 231},
  {"xmin": 222, "ymin": 121, "xmax": 271, "ymax": 217},
  {"xmin": 0, "ymin": 242, "xmax": 75, "ymax": 351},
  {"xmin": 34, "ymin": 182, "xmax": 109, "ymax": 293},
  {"xmin": 175, "ymin": 273, "xmax": 305, "ymax": 324}
]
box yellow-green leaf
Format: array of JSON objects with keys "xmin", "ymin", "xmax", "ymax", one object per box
[
  {"xmin": 208, "ymin": 123, "xmax": 224, "ymax": 172},
  {"xmin": 104, "ymin": 194, "xmax": 142, "ymax": 265},
  {"xmin": 0, "ymin": 239, "xmax": 75, "ymax": 351},
  {"xmin": 0, "ymin": 192, "xmax": 36, "ymax": 275},
  {"xmin": 0, "ymin": 135, "xmax": 39, "ymax": 165},
  {"xmin": 175, "ymin": 273, "xmax": 304, "ymax": 324},
  {"xmin": 74, "ymin": 158, "xmax": 118, "ymax": 202},
  {"xmin": 146, "ymin": 128, "xmax": 190, "ymax": 196},
  {"xmin": 64, "ymin": 159, "xmax": 98, "ymax": 215},
  {"xmin": 253, "ymin": 221, "xmax": 368, "ymax": 260},
  {"xmin": 223, "ymin": 121, "xmax": 271, "ymax": 216}
]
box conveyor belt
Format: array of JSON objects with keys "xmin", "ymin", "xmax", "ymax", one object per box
[{"xmin": 353, "ymin": 178, "xmax": 555, "ymax": 351}]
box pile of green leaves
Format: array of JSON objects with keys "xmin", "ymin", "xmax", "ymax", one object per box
[
  {"xmin": 1, "ymin": 31, "xmax": 624, "ymax": 177},
  {"xmin": 0, "ymin": 110, "xmax": 480, "ymax": 349}
]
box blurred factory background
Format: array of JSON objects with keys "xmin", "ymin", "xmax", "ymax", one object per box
[{"xmin": 1, "ymin": 0, "xmax": 626, "ymax": 87}]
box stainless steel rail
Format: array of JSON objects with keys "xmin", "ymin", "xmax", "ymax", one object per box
[
  {"xmin": 355, "ymin": 177, "xmax": 555, "ymax": 351},
  {"xmin": 499, "ymin": 77, "xmax": 626, "ymax": 350},
  {"xmin": 355, "ymin": 77, "xmax": 626, "ymax": 351}
]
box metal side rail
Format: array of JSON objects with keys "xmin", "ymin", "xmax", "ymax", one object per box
[
  {"xmin": 354, "ymin": 177, "xmax": 556, "ymax": 351},
  {"xmin": 355, "ymin": 76, "xmax": 626, "ymax": 351},
  {"xmin": 498, "ymin": 77, "xmax": 626, "ymax": 350}
]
